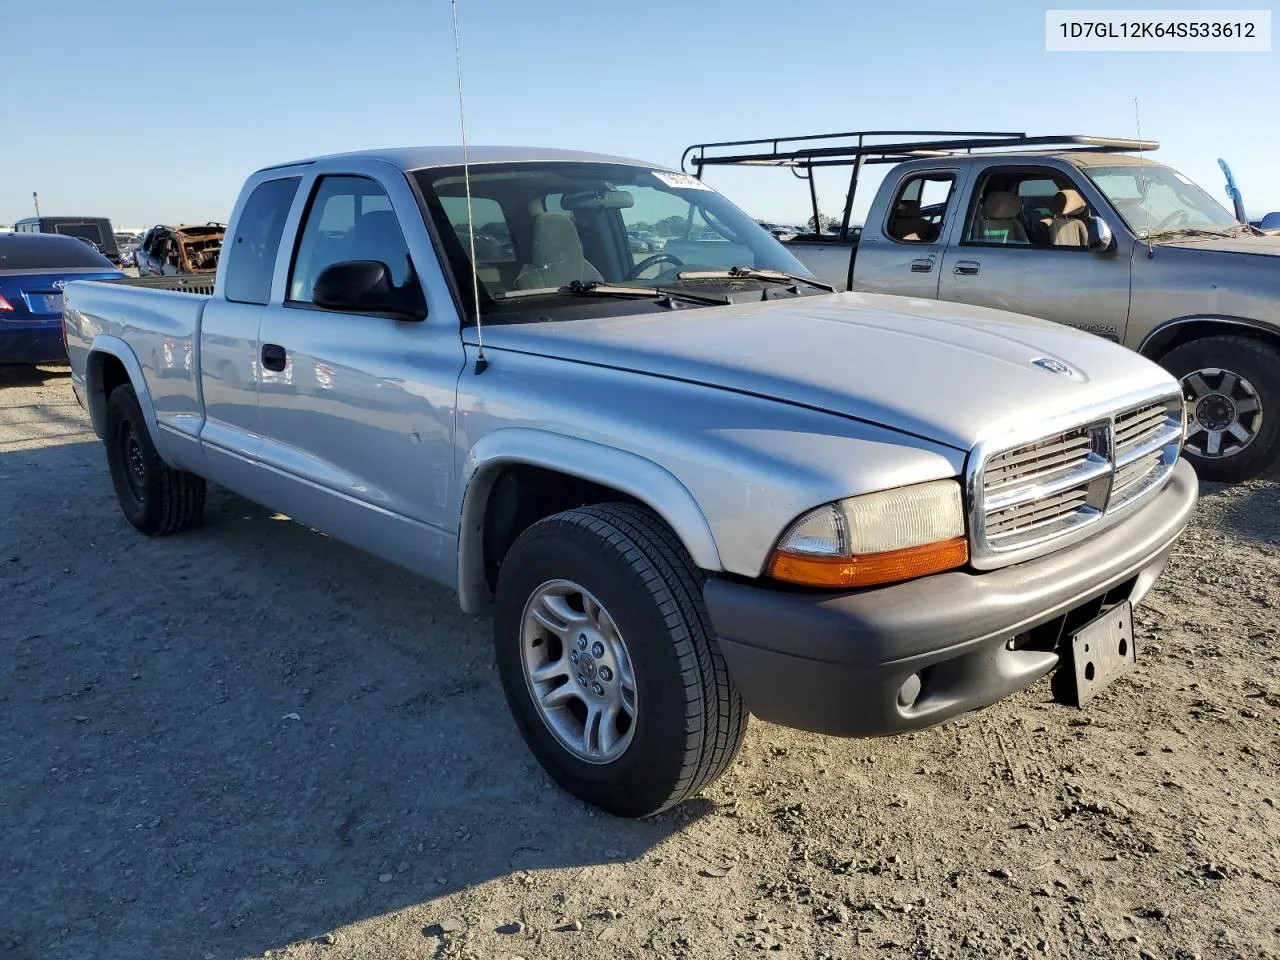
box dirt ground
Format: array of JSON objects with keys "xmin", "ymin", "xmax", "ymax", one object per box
[{"xmin": 2, "ymin": 365, "xmax": 1277, "ymax": 960}]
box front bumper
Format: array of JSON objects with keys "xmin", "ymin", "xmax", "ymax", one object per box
[
  {"xmin": 704, "ymin": 458, "xmax": 1198, "ymax": 737},
  {"xmin": 0, "ymin": 324, "xmax": 65, "ymax": 365}
]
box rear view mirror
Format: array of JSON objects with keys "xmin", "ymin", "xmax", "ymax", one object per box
[
  {"xmin": 1088, "ymin": 216, "xmax": 1115, "ymax": 253},
  {"xmin": 313, "ymin": 260, "xmax": 426, "ymax": 321}
]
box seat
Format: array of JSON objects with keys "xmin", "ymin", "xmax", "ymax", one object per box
[
  {"xmin": 890, "ymin": 199, "xmax": 934, "ymax": 242},
  {"xmin": 354, "ymin": 209, "xmax": 411, "ymax": 281},
  {"xmin": 975, "ymin": 192, "xmax": 1028, "ymax": 244},
  {"xmin": 1048, "ymin": 189, "xmax": 1090, "ymax": 247},
  {"xmin": 513, "ymin": 213, "xmax": 604, "ymax": 288}
]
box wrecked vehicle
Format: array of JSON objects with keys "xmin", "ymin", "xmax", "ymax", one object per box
[
  {"xmin": 63, "ymin": 146, "xmax": 1196, "ymax": 817},
  {"xmin": 685, "ymin": 130, "xmax": 1280, "ymax": 482},
  {"xmin": 134, "ymin": 223, "xmax": 225, "ymax": 277}
]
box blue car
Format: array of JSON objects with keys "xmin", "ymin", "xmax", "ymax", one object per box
[{"xmin": 0, "ymin": 233, "xmax": 125, "ymax": 365}]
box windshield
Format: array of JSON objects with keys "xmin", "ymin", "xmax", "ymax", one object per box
[
  {"xmin": 1085, "ymin": 163, "xmax": 1240, "ymax": 239},
  {"xmin": 412, "ymin": 162, "xmax": 816, "ymax": 321}
]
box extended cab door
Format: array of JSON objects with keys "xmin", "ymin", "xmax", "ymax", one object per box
[
  {"xmin": 852, "ymin": 166, "xmax": 966, "ymax": 299},
  {"xmin": 198, "ymin": 175, "xmax": 302, "ymax": 464},
  {"xmin": 252, "ymin": 166, "xmax": 466, "ymax": 582},
  {"xmin": 938, "ymin": 163, "xmax": 1133, "ymax": 342}
]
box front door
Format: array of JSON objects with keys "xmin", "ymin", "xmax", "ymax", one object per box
[
  {"xmin": 939, "ymin": 165, "xmax": 1133, "ymax": 342},
  {"xmin": 254, "ymin": 173, "xmax": 465, "ymax": 579}
]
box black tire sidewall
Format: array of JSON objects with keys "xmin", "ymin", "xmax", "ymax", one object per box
[
  {"xmin": 1161, "ymin": 337, "xmax": 1280, "ymax": 482},
  {"xmin": 104, "ymin": 386, "xmax": 163, "ymax": 533},
  {"xmin": 494, "ymin": 517, "xmax": 700, "ymax": 817}
]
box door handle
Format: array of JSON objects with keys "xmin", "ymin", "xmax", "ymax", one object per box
[
  {"xmin": 261, "ymin": 343, "xmax": 287, "ymax": 372},
  {"xmin": 953, "ymin": 260, "xmax": 981, "ymax": 276},
  {"xmin": 910, "ymin": 258, "xmax": 934, "ymax": 273}
]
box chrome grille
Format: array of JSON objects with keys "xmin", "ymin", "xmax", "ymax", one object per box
[{"xmin": 971, "ymin": 391, "xmax": 1184, "ymax": 562}]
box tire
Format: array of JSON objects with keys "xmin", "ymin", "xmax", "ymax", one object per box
[
  {"xmin": 1159, "ymin": 335, "xmax": 1280, "ymax": 483},
  {"xmin": 493, "ymin": 503, "xmax": 747, "ymax": 818},
  {"xmin": 104, "ymin": 384, "xmax": 206, "ymax": 535}
]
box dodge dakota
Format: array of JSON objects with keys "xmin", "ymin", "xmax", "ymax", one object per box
[
  {"xmin": 685, "ymin": 130, "xmax": 1280, "ymax": 483},
  {"xmin": 64, "ymin": 145, "xmax": 1197, "ymax": 817}
]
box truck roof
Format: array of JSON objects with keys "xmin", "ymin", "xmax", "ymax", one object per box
[{"xmin": 255, "ymin": 145, "xmax": 669, "ymax": 175}]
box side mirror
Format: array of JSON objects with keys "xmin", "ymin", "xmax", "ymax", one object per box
[
  {"xmin": 1088, "ymin": 216, "xmax": 1115, "ymax": 253},
  {"xmin": 312, "ymin": 260, "xmax": 426, "ymax": 321}
]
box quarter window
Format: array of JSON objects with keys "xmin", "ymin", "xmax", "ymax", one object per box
[
  {"xmin": 224, "ymin": 177, "xmax": 300, "ymax": 304},
  {"xmin": 289, "ymin": 176, "xmax": 412, "ymax": 304}
]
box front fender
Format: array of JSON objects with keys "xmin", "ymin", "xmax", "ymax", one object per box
[
  {"xmin": 456, "ymin": 427, "xmax": 722, "ymax": 614},
  {"xmin": 1138, "ymin": 314, "xmax": 1280, "ymax": 358},
  {"xmin": 84, "ymin": 335, "xmax": 157, "ymax": 439}
]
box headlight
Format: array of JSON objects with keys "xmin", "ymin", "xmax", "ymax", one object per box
[{"xmin": 767, "ymin": 479, "xmax": 968, "ymax": 588}]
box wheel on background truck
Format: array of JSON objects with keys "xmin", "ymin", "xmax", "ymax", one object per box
[
  {"xmin": 104, "ymin": 384, "xmax": 206, "ymax": 535},
  {"xmin": 493, "ymin": 502, "xmax": 748, "ymax": 818},
  {"xmin": 1159, "ymin": 335, "xmax": 1280, "ymax": 483}
]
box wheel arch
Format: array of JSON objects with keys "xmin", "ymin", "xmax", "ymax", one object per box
[
  {"xmin": 1137, "ymin": 314, "xmax": 1280, "ymax": 360},
  {"xmin": 456, "ymin": 429, "xmax": 722, "ymax": 615},
  {"xmin": 84, "ymin": 336, "xmax": 157, "ymax": 439}
]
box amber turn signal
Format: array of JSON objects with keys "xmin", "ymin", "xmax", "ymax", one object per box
[{"xmin": 767, "ymin": 536, "xmax": 969, "ymax": 588}]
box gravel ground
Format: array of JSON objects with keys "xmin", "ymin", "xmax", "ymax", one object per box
[{"xmin": 2, "ymin": 365, "xmax": 1277, "ymax": 960}]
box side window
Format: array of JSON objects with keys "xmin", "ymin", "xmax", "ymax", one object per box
[
  {"xmin": 967, "ymin": 170, "xmax": 1093, "ymax": 248},
  {"xmin": 886, "ymin": 174, "xmax": 955, "ymax": 243},
  {"xmin": 288, "ymin": 176, "xmax": 412, "ymax": 304},
  {"xmin": 224, "ymin": 177, "xmax": 300, "ymax": 304}
]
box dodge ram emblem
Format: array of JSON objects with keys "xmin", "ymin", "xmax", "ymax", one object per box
[{"xmin": 1031, "ymin": 357, "xmax": 1073, "ymax": 376}]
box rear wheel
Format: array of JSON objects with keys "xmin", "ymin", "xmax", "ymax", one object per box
[
  {"xmin": 104, "ymin": 384, "xmax": 206, "ymax": 535},
  {"xmin": 1160, "ymin": 335, "xmax": 1280, "ymax": 482},
  {"xmin": 493, "ymin": 503, "xmax": 747, "ymax": 818}
]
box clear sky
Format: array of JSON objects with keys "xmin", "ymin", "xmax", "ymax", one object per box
[{"xmin": 3, "ymin": 0, "xmax": 1276, "ymax": 229}]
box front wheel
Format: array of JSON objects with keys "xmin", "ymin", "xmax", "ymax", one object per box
[
  {"xmin": 1160, "ymin": 335, "xmax": 1280, "ymax": 483},
  {"xmin": 104, "ymin": 385, "xmax": 206, "ymax": 535},
  {"xmin": 493, "ymin": 503, "xmax": 747, "ymax": 818}
]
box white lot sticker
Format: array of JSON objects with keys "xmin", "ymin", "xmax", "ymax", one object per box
[
  {"xmin": 652, "ymin": 171, "xmax": 712, "ymax": 190},
  {"xmin": 1173, "ymin": 172, "xmax": 1194, "ymax": 185}
]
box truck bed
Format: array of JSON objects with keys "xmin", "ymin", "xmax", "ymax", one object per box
[
  {"xmin": 780, "ymin": 235, "xmax": 857, "ymax": 291},
  {"xmin": 63, "ymin": 275, "xmax": 212, "ymax": 459},
  {"xmin": 110, "ymin": 274, "xmax": 218, "ymax": 296}
]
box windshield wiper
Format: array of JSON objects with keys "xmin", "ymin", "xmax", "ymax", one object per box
[
  {"xmin": 496, "ymin": 280, "xmax": 730, "ymax": 307},
  {"xmin": 1146, "ymin": 227, "xmax": 1236, "ymax": 242},
  {"xmin": 676, "ymin": 266, "xmax": 835, "ymax": 293}
]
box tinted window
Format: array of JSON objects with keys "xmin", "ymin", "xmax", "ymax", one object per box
[
  {"xmin": 289, "ymin": 176, "xmax": 411, "ymax": 303},
  {"xmin": 0, "ymin": 234, "xmax": 116, "ymax": 271},
  {"xmin": 224, "ymin": 177, "xmax": 300, "ymax": 304}
]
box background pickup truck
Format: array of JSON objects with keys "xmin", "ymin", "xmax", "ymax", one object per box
[
  {"xmin": 684, "ymin": 130, "xmax": 1280, "ymax": 483},
  {"xmin": 64, "ymin": 145, "xmax": 1195, "ymax": 817}
]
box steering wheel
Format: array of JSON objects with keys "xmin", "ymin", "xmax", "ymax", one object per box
[
  {"xmin": 1151, "ymin": 209, "xmax": 1189, "ymax": 233},
  {"xmin": 625, "ymin": 253, "xmax": 684, "ymax": 280}
]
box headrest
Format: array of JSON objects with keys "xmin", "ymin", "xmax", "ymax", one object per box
[
  {"xmin": 531, "ymin": 213, "xmax": 585, "ymax": 259},
  {"xmin": 983, "ymin": 192, "xmax": 1021, "ymax": 219},
  {"xmin": 895, "ymin": 199, "xmax": 922, "ymax": 217},
  {"xmin": 356, "ymin": 209, "xmax": 400, "ymax": 238},
  {"xmin": 1051, "ymin": 189, "xmax": 1087, "ymax": 217}
]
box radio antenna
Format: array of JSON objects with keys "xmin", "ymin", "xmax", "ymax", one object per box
[
  {"xmin": 1134, "ymin": 97, "xmax": 1154, "ymax": 258},
  {"xmin": 451, "ymin": 0, "xmax": 487, "ymax": 374}
]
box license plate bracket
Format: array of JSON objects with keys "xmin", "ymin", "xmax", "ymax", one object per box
[{"xmin": 1070, "ymin": 601, "xmax": 1136, "ymax": 707}]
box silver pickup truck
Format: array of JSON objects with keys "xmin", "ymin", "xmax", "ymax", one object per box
[
  {"xmin": 64, "ymin": 145, "xmax": 1197, "ymax": 817},
  {"xmin": 684, "ymin": 130, "xmax": 1280, "ymax": 483}
]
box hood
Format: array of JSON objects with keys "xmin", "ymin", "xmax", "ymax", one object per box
[
  {"xmin": 471, "ymin": 292, "xmax": 1178, "ymax": 451},
  {"xmin": 1157, "ymin": 234, "xmax": 1280, "ymax": 257}
]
